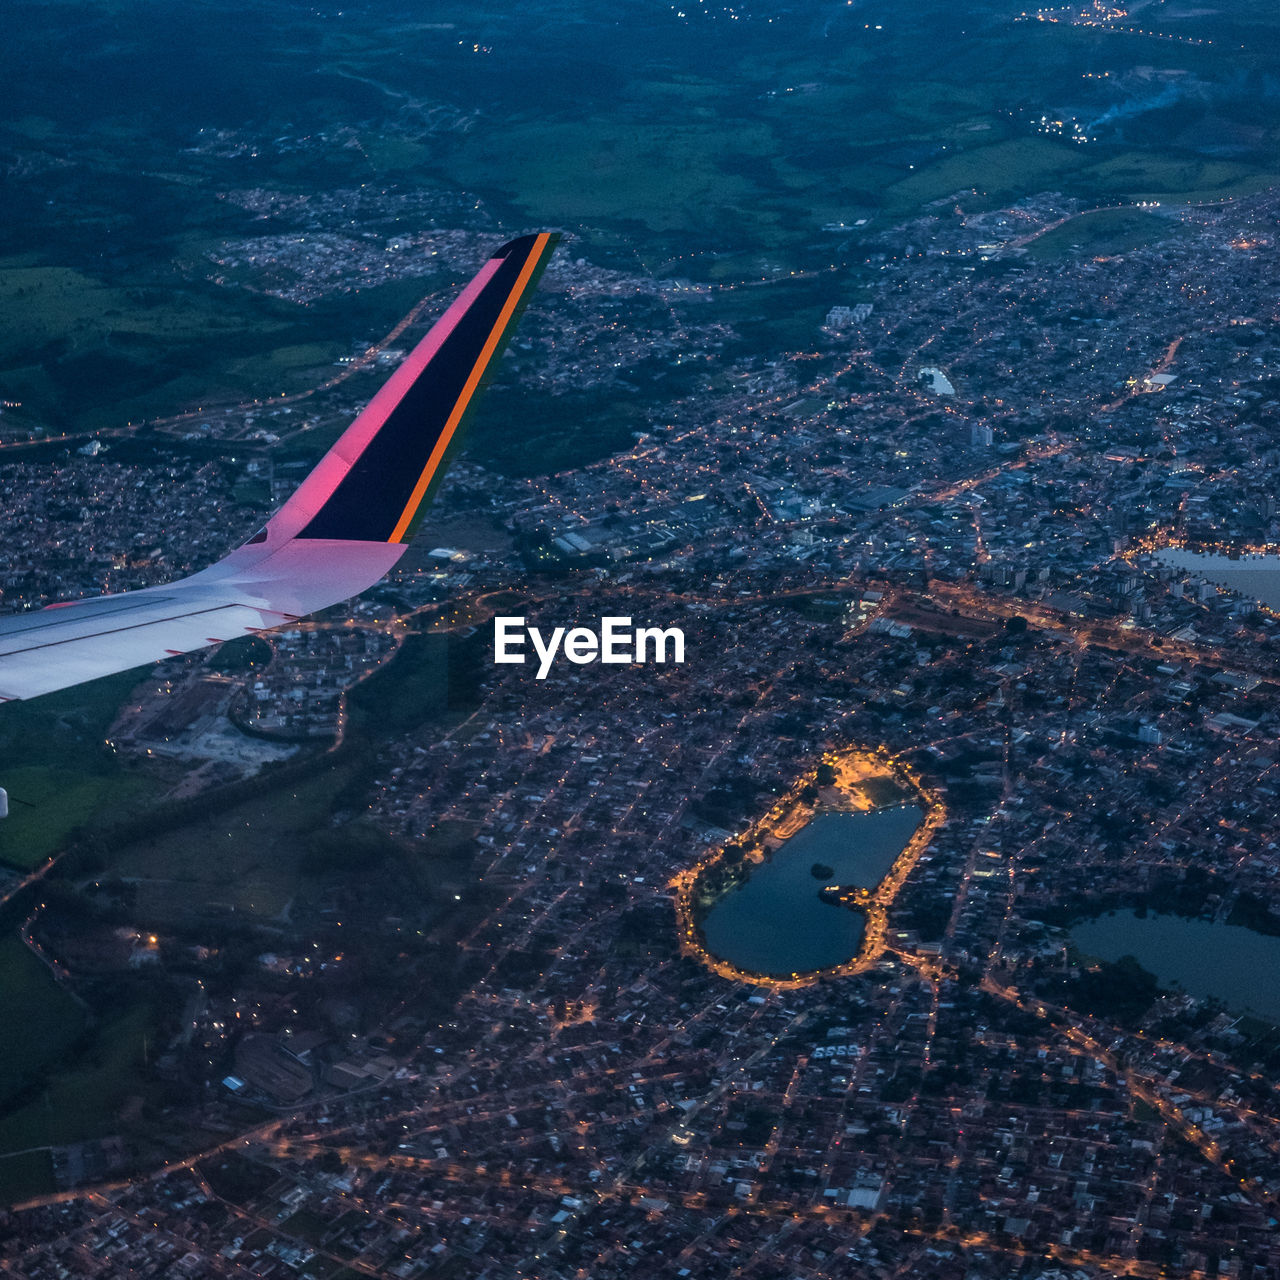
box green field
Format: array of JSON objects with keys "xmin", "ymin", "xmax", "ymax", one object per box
[
  {"xmin": 1028, "ymin": 207, "xmax": 1187, "ymax": 261},
  {"xmin": 0, "ymin": 668, "xmax": 160, "ymax": 870},
  {"xmin": 0, "ymin": 258, "xmax": 349, "ymax": 431},
  {"xmin": 0, "ymin": 767, "xmax": 162, "ymax": 871},
  {"xmin": 0, "ymin": 938, "xmax": 86, "ymax": 1111},
  {"xmin": 0, "ymin": 1002, "xmax": 155, "ymax": 1170},
  {"xmin": 0, "ymin": 1149, "xmax": 55, "ymax": 1204},
  {"xmin": 112, "ymin": 767, "xmax": 356, "ymax": 921},
  {"xmin": 0, "ymin": 668, "xmax": 139, "ymax": 773},
  {"xmin": 0, "ymin": 263, "xmax": 261, "ymax": 361},
  {"xmin": 0, "ymin": 769, "xmax": 132, "ymax": 870},
  {"xmin": 451, "ymin": 117, "xmax": 773, "ymax": 237}
]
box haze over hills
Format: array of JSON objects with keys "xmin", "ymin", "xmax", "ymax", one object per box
[
  {"xmin": 4, "ymin": 2, "xmax": 1280, "ymax": 1276},
  {"xmin": 3, "ymin": 0, "xmax": 1279, "ymax": 435}
]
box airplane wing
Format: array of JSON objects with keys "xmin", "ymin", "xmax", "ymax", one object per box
[{"xmin": 0, "ymin": 231, "xmax": 559, "ymax": 702}]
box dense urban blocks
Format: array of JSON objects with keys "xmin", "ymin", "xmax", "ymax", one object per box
[{"xmin": 8, "ymin": 0, "xmax": 1280, "ymax": 1265}]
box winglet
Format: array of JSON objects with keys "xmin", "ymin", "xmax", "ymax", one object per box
[
  {"xmin": 260, "ymin": 231, "xmax": 559, "ymax": 547},
  {"xmin": 0, "ymin": 234, "xmax": 560, "ymax": 703}
]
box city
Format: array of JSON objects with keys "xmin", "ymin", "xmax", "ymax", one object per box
[{"xmin": 4, "ymin": 0, "xmax": 1280, "ymax": 1274}]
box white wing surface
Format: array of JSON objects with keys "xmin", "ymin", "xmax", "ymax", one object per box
[{"xmin": 0, "ymin": 232, "xmax": 559, "ymax": 702}]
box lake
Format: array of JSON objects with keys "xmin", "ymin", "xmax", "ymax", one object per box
[
  {"xmin": 1155, "ymin": 548, "xmax": 1280, "ymax": 610},
  {"xmin": 1071, "ymin": 910, "xmax": 1280, "ymax": 1023},
  {"xmin": 700, "ymin": 806, "xmax": 922, "ymax": 977}
]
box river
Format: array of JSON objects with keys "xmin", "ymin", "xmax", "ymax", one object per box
[
  {"xmin": 700, "ymin": 805, "xmax": 922, "ymax": 977},
  {"xmin": 1071, "ymin": 910, "xmax": 1280, "ymax": 1023}
]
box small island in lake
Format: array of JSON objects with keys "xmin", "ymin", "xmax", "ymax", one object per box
[{"xmin": 674, "ymin": 749, "xmax": 945, "ymax": 982}]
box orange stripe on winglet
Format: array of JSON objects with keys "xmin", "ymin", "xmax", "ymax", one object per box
[{"xmin": 388, "ymin": 232, "xmax": 554, "ymax": 544}]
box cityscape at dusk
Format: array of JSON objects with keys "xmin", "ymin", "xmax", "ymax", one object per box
[{"xmin": 3, "ymin": 0, "xmax": 1280, "ymax": 1276}]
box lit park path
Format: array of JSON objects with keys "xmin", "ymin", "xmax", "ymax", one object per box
[
  {"xmin": 0, "ymin": 854, "xmax": 60, "ymax": 909},
  {"xmin": 670, "ymin": 748, "xmax": 947, "ymax": 989}
]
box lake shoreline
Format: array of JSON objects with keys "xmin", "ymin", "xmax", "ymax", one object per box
[
  {"xmin": 670, "ymin": 749, "xmax": 946, "ymax": 987},
  {"xmin": 1070, "ymin": 908, "xmax": 1280, "ymax": 1025}
]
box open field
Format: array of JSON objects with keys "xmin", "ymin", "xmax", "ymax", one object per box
[
  {"xmin": 0, "ymin": 1149, "xmax": 55, "ymax": 1203},
  {"xmin": 0, "ymin": 769, "xmax": 156, "ymax": 871},
  {"xmin": 0, "ymin": 669, "xmax": 139, "ymax": 773},
  {"xmin": 0, "ymin": 669, "xmax": 162, "ymax": 870},
  {"xmin": 0, "ymin": 938, "xmax": 86, "ymax": 1110},
  {"xmin": 450, "ymin": 118, "xmax": 776, "ymax": 238},
  {"xmin": 111, "ymin": 766, "xmax": 354, "ymax": 921},
  {"xmin": 0, "ymin": 249, "xmax": 371, "ymax": 432},
  {"xmin": 0, "ymin": 1003, "xmax": 156, "ymax": 1160},
  {"xmin": 1027, "ymin": 206, "xmax": 1188, "ymax": 260}
]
